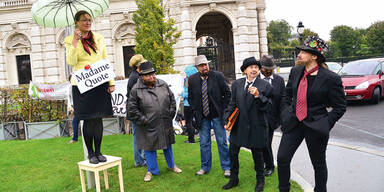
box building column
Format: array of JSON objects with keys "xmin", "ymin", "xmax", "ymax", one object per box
[
  {"xmin": 30, "ymin": 25, "xmax": 45, "ymax": 83},
  {"xmin": 174, "ymin": 3, "xmax": 195, "ymax": 73},
  {"xmin": 234, "ymin": 0, "xmax": 249, "ymax": 78},
  {"xmin": 257, "ymin": 6, "xmax": 268, "ymax": 57}
]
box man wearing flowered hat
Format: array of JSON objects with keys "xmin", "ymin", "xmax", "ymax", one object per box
[{"xmin": 277, "ymin": 36, "xmax": 346, "ymax": 192}]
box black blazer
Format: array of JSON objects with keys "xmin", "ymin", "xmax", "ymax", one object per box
[
  {"xmin": 188, "ymin": 70, "xmax": 231, "ymax": 126},
  {"xmin": 264, "ymin": 74, "xmax": 285, "ymax": 130},
  {"xmin": 224, "ymin": 77, "xmax": 273, "ymax": 148},
  {"xmin": 281, "ymin": 65, "xmax": 347, "ymax": 136}
]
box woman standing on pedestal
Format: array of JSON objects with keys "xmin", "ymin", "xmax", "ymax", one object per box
[{"xmin": 64, "ymin": 10, "xmax": 114, "ymax": 164}]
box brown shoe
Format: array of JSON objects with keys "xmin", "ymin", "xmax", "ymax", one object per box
[
  {"xmin": 144, "ymin": 172, "xmax": 152, "ymax": 182},
  {"xmin": 169, "ymin": 166, "xmax": 182, "ymax": 174}
]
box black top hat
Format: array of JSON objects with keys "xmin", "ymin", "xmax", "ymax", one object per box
[
  {"xmin": 139, "ymin": 61, "xmax": 156, "ymax": 75},
  {"xmin": 260, "ymin": 55, "xmax": 276, "ymax": 70},
  {"xmin": 241, "ymin": 57, "xmax": 261, "ymax": 72},
  {"xmin": 296, "ymin": 36, "xmax": 328, "ymax": 62}
]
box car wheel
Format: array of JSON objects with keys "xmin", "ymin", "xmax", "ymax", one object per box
[{"xmin": 371, "ymin": 87, "xmax": 380, "ymax": 104}]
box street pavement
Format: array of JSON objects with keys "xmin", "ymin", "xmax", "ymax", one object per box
[{"xmin": 271, "ymin": 131, "xmax": 384, "ymax": 192}]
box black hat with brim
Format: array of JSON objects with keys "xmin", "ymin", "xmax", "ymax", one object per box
[
  {"xmin": 139, "ymin": 61, "xmax": 156, "ymax": 75},
  {"xmin": 260, "ymin": 55, "xmax": 276, "ymax": 70},
  {"xmin": 296, "ymin": 36, "xmax": 328, "ymax": 62},
  {"xmin": 241, "ymin": 57, "xmax": 261, "ymax": 72}
]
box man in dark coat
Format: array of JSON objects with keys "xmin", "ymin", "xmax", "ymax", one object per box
[
  {"xmin": 222, "ymin": 57, "xmax": 273, "ymax": 191},
  {"xmin": 128, "ymin": 61, "xmax": 182, "ymax": 182},
  {"xmin": 277, "ymin": 36, "xmax": 346, "ymax": 192},
  {"xmin": 126, "ymin": 54, "xmax": 147, "ymax": 167},
  {"xmin": 188, "ymin": 55, "xmax": 231, "ymax": 177},
  {"xmin": 259, "ymin": 55, "xmax": 285, "ymax": 177}
]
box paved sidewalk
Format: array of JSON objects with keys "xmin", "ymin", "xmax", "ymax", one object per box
[{"xmin": 271, "ymin": 132, "xmax": 384, "ymax": 192}]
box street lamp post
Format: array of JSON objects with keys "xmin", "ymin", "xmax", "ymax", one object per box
[{"xmin": 297, "ymin": 21, "xmax": 305, "ymax": 45}]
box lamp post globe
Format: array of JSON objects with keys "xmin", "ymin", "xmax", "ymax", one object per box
[{"xmin": 297, "ymin": 21, "xmax": 305, "ymax": 45}]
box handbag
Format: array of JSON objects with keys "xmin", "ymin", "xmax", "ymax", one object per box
[{"xmin": 225, "ymin": 107, "xmax": 239, "ymax": 131}]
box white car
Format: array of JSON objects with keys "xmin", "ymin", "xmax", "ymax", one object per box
[{"xmin": 325, "ymin": 62, "xmax": 342, "ymax": 73}]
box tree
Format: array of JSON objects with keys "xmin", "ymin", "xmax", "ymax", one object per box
[
  {"xmin": 330, "ymin": 25, "xmax": 361, "ymax": 57},
  {"xmin": 133, "ymin": 0, "xmax": 181, "ymax": 74},
  {"xmin": 267, "ymin": 20, "xmax": 292, "ymax": 46},
  {"xmin": 366, "ymin": 21, "xmax": 384, "ymax": 54},
  {"xmin": 302, "ymin": 29, "xmax": 319, "ymax": 41}
]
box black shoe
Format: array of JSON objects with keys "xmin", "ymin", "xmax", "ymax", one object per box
[
  {"xmin": 264, "ymin": 168, "xmax": 274, "ymax": 176},
  {"xmin": 222, "ymin": 179, "xmax": 239, "ymax": 190},
  {"xmin": 96, "ymin": 154, "xmax": 107, "ymax": 162},
  {"xmin": 184, "ymin": 140, "xmax": 195, "ymax": 143},
  {"xmin": 89, "ymin": 155, "xmax": 99, "ymax": 164},
  {"xmin": 255, "ymin": 181, "xmax": 265, "ymax": 192}
]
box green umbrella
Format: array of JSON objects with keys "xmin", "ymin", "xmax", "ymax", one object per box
[{"xmin": 31, "ymin": 0, "xmax": 109, "ymax": 28}]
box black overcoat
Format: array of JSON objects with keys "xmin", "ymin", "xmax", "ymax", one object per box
[
  {"xmin": 265, "ymin": 74, "xmax": 285, "ymax": 130},
  {"xmin": 281, "ymin": 65, "xmax": 347, "ymax": 136},
  {"xmin": 224, "ymin": 77, "xmax": 273, "ymax": 148}
]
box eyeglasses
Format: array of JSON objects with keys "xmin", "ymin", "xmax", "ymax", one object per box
[{"xmin": 79, "ymin": 19, "xmax": 92, "ymax": 23}]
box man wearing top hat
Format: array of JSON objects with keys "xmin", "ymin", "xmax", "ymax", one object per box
[
  {"xmin": 128, "ymin": 61, "xmax": 182, "ymax": 182},
  {"xmin": 277, "ymin": 36, "xmax": 346, "ymax": 192},
  {"xmin": 259, "ymin": 55, "xmax": 285, "ymax": 177},
  {"xmin": 188, "ymin": 55, "xmax": 231, "ymax": 177}
]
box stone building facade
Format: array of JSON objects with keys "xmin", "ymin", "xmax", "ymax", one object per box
[{"xmin": 0, "ymin": 0, "xmax": 267, "ymax": 86}]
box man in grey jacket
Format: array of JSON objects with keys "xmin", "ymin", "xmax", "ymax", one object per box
[{"xmin": 128, "ymin": 61, "xmax": 182, "ymax": 182}]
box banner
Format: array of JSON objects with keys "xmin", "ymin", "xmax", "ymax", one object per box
[
  {"xmin": 73, "ymin": 59, "xmax": 115, "ymax": 94},
  {"xmin": 28, "ymin": 74, "xmax": 185, "ymax": 124},
  {"xmin": 111, "ymin": 74, "xmax": 184, "ymax": 117},
  {"xmin": 28, "ymin": 81, "xmax": 69, "ymax": 100}
]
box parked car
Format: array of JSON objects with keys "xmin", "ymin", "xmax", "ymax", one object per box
[
  {"xmin": 325, "ymin": 62, "xmax": 342, "ymax": 73},
  {"xmin": 339, "ymin": 58, "xmax": 384, "ymax": 104}
]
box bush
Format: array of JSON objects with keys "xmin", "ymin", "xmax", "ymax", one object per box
[{"xmin": 0, "ymin": 85, "xmax": 67, "ymax": 123}]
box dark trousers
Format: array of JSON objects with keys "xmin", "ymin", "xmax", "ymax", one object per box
[
  {"xmin": 184, "ymin": 106, "xmax": 195, "ymax": 142},
  {"xmin": 229, "ymin": 143, "xmax": 265, "ymax": 182},
  {"xmin": 277, "ymin": 123, "xmax": 329, "ymax": 192},
  {"xmin": 263, "ymin": 124, "xmax": 275, "ymax": 170},
  {"xmin": 83, "ymin": 118, "xmax": 104, "ymax": 157}
]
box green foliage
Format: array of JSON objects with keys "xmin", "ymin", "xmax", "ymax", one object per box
[
  {"xmin": 133, "ymin": 0, "xmax": 181, "ymax": 74},
  {"xmin": 267, "ymin": 20, "xmax": 292, "ymax": 46},
  {"xmin": 366, "ymin": 21, "xmax": 384, "ymax": 54},
  {"xmin": 302, "ymin": 29, "xmax": 319, "ymax": 41},
  {"xmin": 0, "ymin": 135, "xmax": 303, "ymax": 191},
  {"xmin": 0, "ymin": 85, "xmax": 67, "ymax": 123},
  {"xmin": 330, "ymin": 25, "xmax": 362, "ymax": 57}
]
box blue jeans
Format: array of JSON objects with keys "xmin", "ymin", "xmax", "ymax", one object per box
[
  {"xmin": 71, "ymin": 116, "xmax": 80, "ymax": 141},
  {"xmin": 145, "ymin": 146, "xmax": 175, "ymax": 175},
  {"xmin": 132, "ymin": 122, "xmax": 146, "ymax": 166},
  {"xmin": 199, "ymin": 117, "xmax": 230, "ymax": 172}
]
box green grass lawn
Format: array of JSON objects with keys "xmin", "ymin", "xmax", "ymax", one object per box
[{"xmin": 0, "ymin": 135, "xmax": 303, "ymax": 192}]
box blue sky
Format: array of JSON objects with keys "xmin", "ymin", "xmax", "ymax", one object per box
[{"xmin": 265, "ymin": 0, "xmax": 384, "ymax": 41}]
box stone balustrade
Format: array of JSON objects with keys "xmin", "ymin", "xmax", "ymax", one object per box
[{"xmin": 0, "ymin": 0, "xmax": 30, "ymax": 7}]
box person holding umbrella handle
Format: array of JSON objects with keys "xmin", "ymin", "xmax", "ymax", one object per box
[{"xmin": 65, "ymin": 10, "xmax": 114, "ymax": 164}]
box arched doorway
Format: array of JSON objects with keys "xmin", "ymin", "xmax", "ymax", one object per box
[{"xmin": 196, "ymin": 12, "xmax": 235, "ymax": 80}]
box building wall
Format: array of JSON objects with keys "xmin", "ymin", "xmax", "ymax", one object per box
[{"xmin": 0, "ymin": 0, "xmax": 268, "ymax": 86}]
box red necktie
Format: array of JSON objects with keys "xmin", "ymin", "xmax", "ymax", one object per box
[{"xmin": 296, "ymin": 65, "xmax": 320, "ymax": 121}]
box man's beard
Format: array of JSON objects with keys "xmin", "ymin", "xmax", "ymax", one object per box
[
  {"xmin": 296, "ymin": 59, "xmax": 310, "ymax": 66},
  {"xmin": 262, "ymin": 70, "xmax": 272, "ymax": 77},
  {"xmin": 200, "ymin": 71, "xmax": 209, "ymax": 77},
  {"xmin": 144, "ymin": 80, "xmax": 156, "ymax": 87}
]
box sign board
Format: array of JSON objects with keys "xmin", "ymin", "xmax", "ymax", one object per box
[{"xmin": 73, "ymin": 59, "xmax": 115, "ymax": 94}]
